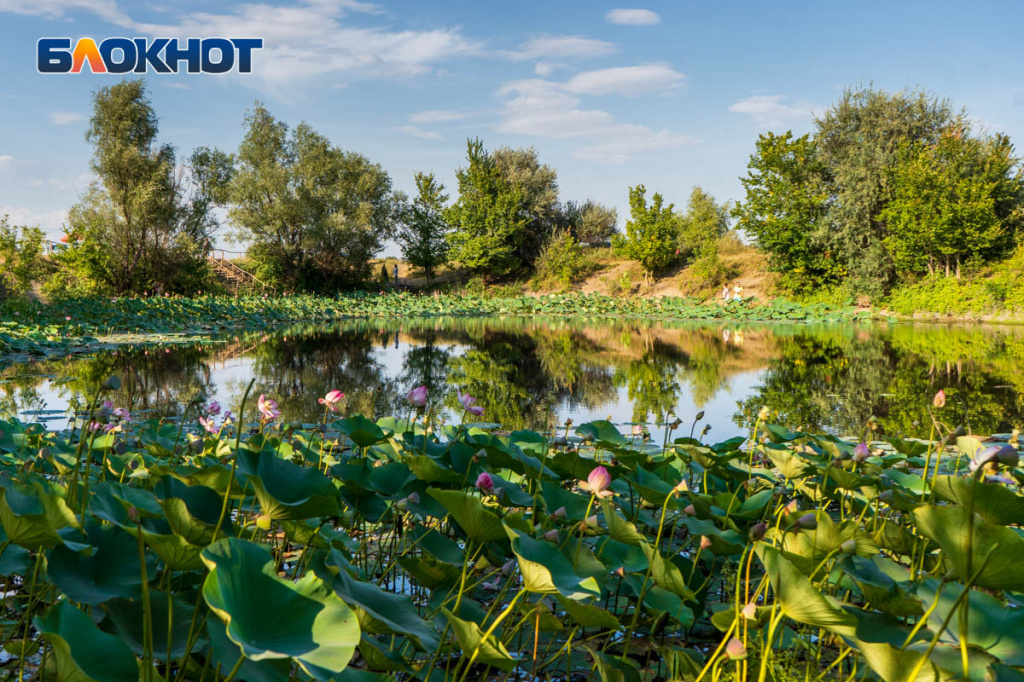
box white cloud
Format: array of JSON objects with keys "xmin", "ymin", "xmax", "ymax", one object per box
[
  {"xmin": 48, "ymin": 111, "xmax": 83, "ymax": 125},
  {"xmin": 397, "ymin": 125, "xmax": 442, "ymax": 140},
  {"xmin": 0, "ymin": 155, "xmax": 14, "ymax": 169},
  {"xmin": 605, "ymin": 9, "xmax": 660, "ymax": 26},
  {"xmin": 563, "ymin": 63, "xmax": 683, "ymax": 96},
  {"xmin": 496, "ymin": 79, "xmax": 695, "ymax": 163},
  {"xmin": 503, "ymin": 35, "xmax": 617, "ymax": 61},
  {"xmin": 409, "ymin": 110, "xmax": 471, "ymax": 124},
  {"xmin": 5, "ymin": 0, "xmax": 480, "ymax": 87},
  {"xmin": 728, "ymin": 94, "xmax": 817, "ymax": 127},
  {"xmin": 534, "ymin": 61, "xmax": 556, "ymax": 77},
  {"xmin": 0, "ymin": 206, "xmax": 68, "ymax": 233}
]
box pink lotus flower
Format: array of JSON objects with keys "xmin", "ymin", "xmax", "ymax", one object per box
[
  {"xmin": 205, "ymin": 401, "xmax": 221, "ymax": 416},
  {"xmin": 257, "ymin": 394, "xmax": 280, "ymax": 423},
  {"xmin": 407, "ymin": 386, "xmax": 428, "ymax": 408},
  {"xmin": 579, "ymin": 465, "xmax": 613, "ymax": 498},
  {"xmin": 458, "ymin": 392, "xmax": 485, "ymax": 417},
  {"xmin": 318, "ymin": 390, "xmax": 345, "ymax": 412},
  {"xmin": 725, "ymin": 637, "xmax": 746, "ymax": 660},
  {"xmin": 933, "ymin": 390, "xmax": 946, "ymax": 408},
  {"xmin": 853, "ymin": 442, "xmax": 870, "ymax": 462},
  {"xmin": 475, "ymin": 472, "xmax": 494, "ymax": 494},
  {"xmin": 112, "ymin": 407, "xmax": 131, "ymax": 422},
  {"xmin": 199, "ymin": 417, "xmax": 219, "ymax": 434}
]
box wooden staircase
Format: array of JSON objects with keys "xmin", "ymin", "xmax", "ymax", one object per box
[{"xmin": 208, "ymin": 252, "xmax": 275, "ymax": 295}]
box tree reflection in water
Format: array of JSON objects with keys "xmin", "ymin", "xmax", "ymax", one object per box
[{"xmin": 3, "ymin": 318, "xmax": 1024, "ymax": 440}]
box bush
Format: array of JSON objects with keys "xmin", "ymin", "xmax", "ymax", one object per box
[{"xmin": 535, "ymin": 232, "xmax": 587, "ymax": 286}]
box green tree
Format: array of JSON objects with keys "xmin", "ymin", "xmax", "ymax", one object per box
[
  {"xmin": 493, "ymin": 146, "xmax": 559, "ymax": 266},
  {"xmin": 882, "ymin": 127, "xmax": 1024, "ymax": 278},
  {"xmin": 733, "ymin": 131, "xmax": 838, "ymax": 294},
  {"xmin": 447, "ymin": 139, "xmax": 529, "ymax": 276},
  {"xmin": 229, "ymin": 103, "xmax": 399, "ymax": 291},
  {"xmin": 65, "ymin": 79, "xmax": 219, "ymax": 294},
  {"xmin": 397, "ymin": 172, "xmax": 449, "ymax": 280},
  {"xmin": 612, "ymin": 185, "xmax": 678, "ymax": 284},
  {"xmin": 535, "ymin": 231, "xmax": 585, "ymax": 285},
  {"xmin": 0, "ymin": 217, "xmax": 45, "ymax": 300},
  {"xmin": 561, "ymin": 200, "xmax": 618, "ymax": 247},
  {"xmin": 815, "ymin": 85, "xmax": 957, "ymax": 296},
  {"xmin": 677, "ymin": 187, "xmax": 729, "ymax": 285}
]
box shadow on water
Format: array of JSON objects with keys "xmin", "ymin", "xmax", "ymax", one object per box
[{"xmin": 3, "ymin": 316, "xmax": 1024, "ymax": 440}]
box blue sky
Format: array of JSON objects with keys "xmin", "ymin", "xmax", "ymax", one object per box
[{"xmin": 1, "ymin": 0, "xmax": 1022, "ymax": 253}]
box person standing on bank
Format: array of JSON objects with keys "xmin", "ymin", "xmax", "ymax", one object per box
[{"xmin": 394, "ymin": 263, "xmax": 399, "ymax": 286}]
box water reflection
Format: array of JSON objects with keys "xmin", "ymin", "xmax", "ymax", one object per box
[{"xmin": 2, "ymin": 318, "xmax": 1024, "ymax": 440}]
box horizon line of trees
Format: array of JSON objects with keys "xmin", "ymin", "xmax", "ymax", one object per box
[{"xmin": 2, "ymin": 80, "xmax": 1021, "ymax": 302}]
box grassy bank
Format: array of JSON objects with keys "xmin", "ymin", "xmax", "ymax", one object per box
[{"xmin": 0, "ymin": 292, "xmax": 876, "ymax": 361}]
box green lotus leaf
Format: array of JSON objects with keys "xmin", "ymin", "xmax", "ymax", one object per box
[
  {"xmin": 403, "ymin": 455, "xmax": 462, "ymax": 484},
  {"xmin": 930, "ymin": 475, "xmax": 1024, "ymax": 526},
  {"xmin": 48, "ymin": 522, "xmax": 153, "ymax": 605},
  {"xmin": 202, "ymin": 537, "xmax": 360, "ymax": 679},
  {"xmin": 0, "ymin": 477, "xmax": 79, "ymax": 550},
  {"xmin": 34, "ymin": 600, "xmax": 139, "ymax": 682},
  {"xmin": 601, "ymin": 500, "xmax": 644, "ymax": 546},
  {"xmin": 912, "ymin": 504, "xmax": 1024, "ymax": 591},
  {"xmin": 441, "ymin": 607, "xmax": 518, "ymax": 672},
  {"xmin": 206, "ymin": 614, "xmax": 291, "ymax": 682},
  {"xmin": 426, "ymin": 488, "xmax": 506, "ymax": 543},
  {"xmin": 918, "ymin": 579, "xmax": 1024, "ymax": 666},
  {"xmin": 556, "ymin": 595, "xmax": 620, "ymax": 629},
  {"xmin": 640, "ymin": 541, "xmax": 696, "ymax": 600},
  {"xmin": 506, "ymin": 526, "xmax": 600, "ymax": 600},
  {"xmin": 155, "ymin": 476, "xmax": 232, "ymax": 544},
  {"xmin": 397, "ymin": 555, "xmax": 461, "ymax": 590},
  {"xmin": 333, "ymin": 416, "xmax": 389, "ymax": 448},
  {"xmin": 317, "ymin": 548, "xmax": 439, "ymax": 649},
  {"xmin": 589, "ymin": 646, "xmax": 641, "ymax": 682},
  {"xmin": 575, "ymin": 420, "xmax": 628, "ymax": 447},
  {"xmin": 102, "ymin": 589, "xmax": 194, "ymax": 661},
  {"xmin": 237, "ymin": 449, "xmax": 340, "ymax": 521}
]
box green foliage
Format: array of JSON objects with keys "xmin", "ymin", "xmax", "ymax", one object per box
[
  {"xmin": 493, "ymin": 145, "xmax": 560, "ymax": 266},
  {"xmin": 0, "ymin": 217, "xmax": 45, "ymax": 300},
  {"xmin": 229, "ymin": 103, "xmax": 399, "ymax": 292},
  {"xmin": 397, "ymin": 172, "xmax": 449, "ymax": 280},
  {"xmin": 733, "ymin": 131, "xmax": 839, "ymax": 294},
  {"xmin": 65, "ymin": 79, "xmax": 224, "ymax": 295},
  {"xmin": 561, "ymin": 200, "xmax": 619, "ymax": 247},
  {"xmin": 882, "ymin": 127, "xmax": 1024, "ymax": 278},
  {"xmin": 678, "ymin": 187, "xmax": 730, "ymax": 288},
  {"xmin": 612, "ymin": 185, "xmax": 678, "ymax": 282},
  {"xmin": 447, "ymin": 139, "xmax": 530, "ymax": 276},
  {"xmin": 535, "ymin": 231, "xmax": 587, "ymax": 286}
]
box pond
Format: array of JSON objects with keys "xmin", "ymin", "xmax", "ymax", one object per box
[{"xmin": 2, "ymin": 316, "xmax": 1023, "ymax": 441}]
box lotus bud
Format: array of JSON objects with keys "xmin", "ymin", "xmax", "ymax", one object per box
[
  {"xmin": 585, "ymin": 466, "xmax": 612, "ymax": 496},
  {"xmin": 127, "ymin": 506, "xmax": 140, "ymax": 524},
  {"xmin": 695, "ymin": 410, "xmax": 705, "ymax": 421},
  {"xmin": 38, "ymin": 447, "xmax": 50, "ymax": 459},
  {"xmin": 406, "ymin": 385, "xmax": 428, "ymax": 408},
  {"xmin": 741, "ymin": 602, "xmax": 758, "ymax": 620},
  {"xmin": 683, "ymin": 504, "xmax": 696, "ymax": 516},
  {"xmin": 544, "ymin": 529, "xmax": 560, "ymax": 542},
  {"xmin": 758, "ymin": 406, "xmax": 770, "ymax": 421},
  {"xmin": 853, "ymin": 442, "xmax": 870, "ymax": 462},
  {"xmin": 996, "ymin": 444, "xmax": 1020, "ymax": 467},
  {"xmin": 475, "ymin": 472, "xmax": 494, "ymax": 494},
  {"xmin": 256, "ymin": 514, "xmax": 272, "ymax": 531},
  {"xmin": 841, "ymin": 539, "xmax": 857, "ymax": 555},
  {"xmin": 795, "ymin": 513, "xmax": 817, "ymax": 530},
  {"xmin": 406, "ymin": 492, "xmax": 420, "ymax": 505},
  {"xmin": 613, "ymin": 566, "xmax": 626, "ymax": 577},
  {"xmin": 933, "ymin": 390, "xmax": 946, "ymax": 408},
  {"xmin": 564, "ymin": 418, "xmax": 573, "ymax": 427},
  {"xmin": 584, "ymin": 514, "xmax": 598, "ymax": 528},
  {"xmin": 749, "ymin": 522, "xmax": 767, "ymax": 542},
  {"xmin": 502, "ymin": 560, "xmax": 516, "ymax": 576},
  {"xmin": 474, "ymin": 556, "xmax": 490, "ymax": 571},
  {"xmin": 670, "ymin": 418, "xmax": 683, "ymax": 429},
  {"xmin": 725, "ymin": 637, "xmax": 747, "ymax": 660},
  {"xmin": 102, "ymin": 375, "xmax": 122, "ymax": 391},
  {"xmin": 699, "ymin": 536, "xmax": 713, "ymax": 550},
  {"xmin": 878, "ymin": 490, "xmax": 894, "ymax": 504},
  {"xmin": 552, "ymin": 506, "xmax": 567, "ymax": 519}
]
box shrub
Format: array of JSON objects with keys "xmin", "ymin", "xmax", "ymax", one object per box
[{"xmin": 535, "ymin": 231, "xmax": 586, "ymax": 286}]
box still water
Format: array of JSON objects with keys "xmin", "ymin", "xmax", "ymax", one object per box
[{"xmin": 2, "ymin": 316, "xmax": 1023, "ymax": 442}]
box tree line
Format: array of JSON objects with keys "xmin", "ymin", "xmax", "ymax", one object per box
[{"xmin": 2, "ymin": 80, "xmax": 1020, "ymax": 301}]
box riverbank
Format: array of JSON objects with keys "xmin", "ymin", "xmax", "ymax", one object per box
[{"xmin": 0, "ymin": 292, "xmax": 876, "ymax": 362}]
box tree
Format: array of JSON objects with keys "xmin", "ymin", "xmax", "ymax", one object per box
[
  {"xmin": 733, "ymin": 132, "xmax": 838, "ymax": 293},
  {"xmin": 397, "ymin": 172, "xmax": 449, "ymax": 280},
  {"xmin": 612, "ymin": 185, "xmax": 678, "ymax": 284},
  {"xmin": 228, "ymin": 103, "xmax": 399, "ymax": 291},
  {"xmin": 882, "ymin": 126, "xmax": 1024, "ymax": 278},
  {"xmin": 493, "ymin": 146, "xmax": 559, "ymax": 265},
  {"xmin": 447, "ymin": 139, "xmax": 529, "ymax": 276},
  {"xmin": 64, "ymin": 79, "xmax": 220, "ymax": 295},
  {"xmin": 560, "ymin": 200, "xmax": 618, "ymax": 247},
  {"xmin": 0, "ymin": 217, "xmax": 45, "ymax": 300},
  {"xmin": 677, "ymin": 187, "xmax": 730, "ymax": 286},
  {"xmin": 815, "ymin": 85, "xmax": 957, "ymax": 296}
]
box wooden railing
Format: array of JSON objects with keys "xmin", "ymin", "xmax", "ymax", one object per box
[{"xmin": 208, "ymin": 252, "xmax": 276, "ymax": 295}]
